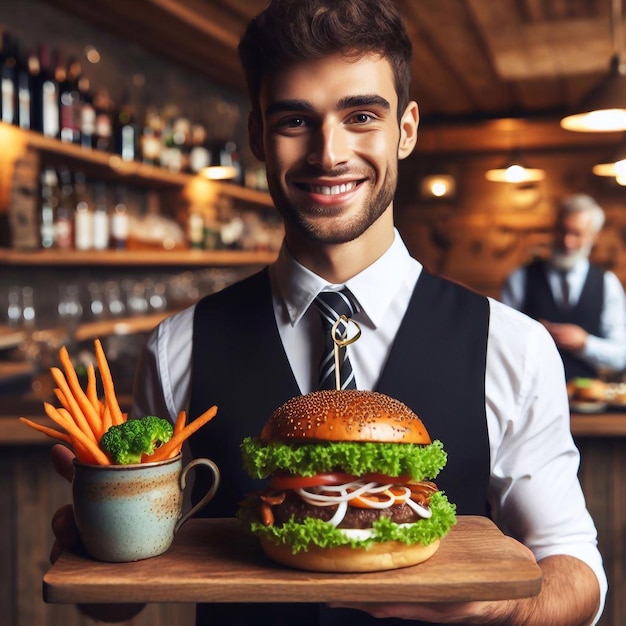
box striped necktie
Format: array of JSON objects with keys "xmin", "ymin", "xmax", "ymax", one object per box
[{"xmin": 314, "ymin": 288, "xmax": 361, "ymax": 390}]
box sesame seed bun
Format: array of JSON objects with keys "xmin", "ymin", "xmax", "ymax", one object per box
[{"xmin": 260, "ymin": 389, "xmax": 431, "ymax": 445}]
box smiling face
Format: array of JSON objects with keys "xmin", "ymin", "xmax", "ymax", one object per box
[{"xmin": 249, "ymin": 53, "xmax": 418, "ymax": 266}]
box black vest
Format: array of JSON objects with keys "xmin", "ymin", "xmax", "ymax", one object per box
[
  {"xmin": 521, "ymin": 259, "xmax": 604, "ymax": 379},
  {"xmin": 189, "ymin": 268, "xmax": 490, "ymax": 626}
]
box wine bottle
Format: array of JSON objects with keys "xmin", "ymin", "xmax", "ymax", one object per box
[
  {"xmin": 92, "ymin": 182, "xmax": 110, "ymax": 251},
  {"xmin": 55, "ymin": 166, "xmax": 75, "ymax": 249},
  {"xmin": 59, "ymin": 58, "xmax": 81, "ymax": 144},
  {"xmin": 40, "ymin": 167, "xmax": 59, "ymax": 249},
  {"xmin": 37, "ymin": 45, "xmax": 59, "ymax": 138},
  {"xmin": 93, "ymin": 89, "xmax": 113, "ymax": 152},
  {"xmin": 73, "ymin": 171, "xmax": 93, "ymax": 250},
  {"xmin": 14, "ymin": 41, "xmax": 32, "ymax": 130},
  {"xmin": 140, "ymin": 107, "xmax": 162, "ymax": 166},
  {"xmin": 78, "ymin": 76, "xmax": 95, "ymax": 149},
  {"xmin": 26, "ymin": 48, "xmax": 42, "ymax": 133},
  {"xmin": 1, "ymin": 31, "xmax": 17, "ymax": 125},
  {"xmin": 114, "ymin": 94, "xmax": 138, "ymax": 161}
]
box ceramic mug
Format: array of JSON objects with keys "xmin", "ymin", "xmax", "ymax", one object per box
[{"xmin": 72, "ymin": 453, "xmax": 220, "ymax": 562}]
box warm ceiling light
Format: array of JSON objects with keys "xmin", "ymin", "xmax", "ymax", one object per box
[
  {"xmin": 592, "ymin": 145, "xmax": 626, "ymax": 183},
  {"xmin": 485, "ymin": 159, "xmax": 545, "ymax": 183},
  {"xmin": 560, "ymin": 0, "xmax": 626, "ymax": 132},
  {"xmin": 560, "ymin": 56, "xmax": 626, "ymax": 132},
  {"xmin": 420, "ymin": 174, "xmax": 456, "ymax": 198}
]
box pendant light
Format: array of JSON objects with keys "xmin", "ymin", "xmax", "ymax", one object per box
[
  {"xmin": 485, "ymin": 119, "xmax": 546, "ymax": 183},
  {"xmin": 560, "ymin": 0, "xmax": 626, "ymax": 132},
  {"xmin": 592, "ymin": 141, "xmax": 626, "ymax": 184},
  {"xmin": 485, "ymin": 155, "xmax": 546, "ymax": 183}
]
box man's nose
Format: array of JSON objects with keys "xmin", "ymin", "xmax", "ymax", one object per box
[{"xmin": 307, "ymin": 124, "xmax": 350, "ymax": 169}]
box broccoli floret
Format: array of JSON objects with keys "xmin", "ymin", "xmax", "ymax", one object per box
[{"xmin": 99, "ymin": 416, "xmax": 173, "ymax": 464}]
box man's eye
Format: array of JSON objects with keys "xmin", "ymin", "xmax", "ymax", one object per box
[
  {"xmin": 282, "ymin": 117, "xmax": 307, "ymax": 128},
  {"xmin": 350, "ymin": 112, "xmax": 373, "ymax": 124}
]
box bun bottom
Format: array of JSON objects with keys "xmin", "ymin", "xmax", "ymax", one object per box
[{"xmin": 260, "ymin": 535, "xmax": 440, "ymax": 573}]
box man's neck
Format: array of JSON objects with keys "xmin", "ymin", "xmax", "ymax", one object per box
[{"xmin": 285, "ymin": 215, "xmax": 395, "ymax": 284}]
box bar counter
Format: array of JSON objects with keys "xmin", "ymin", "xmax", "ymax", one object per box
[{"xmin": 0, "ymin": 398, "xmax": 623, "ymax": 625}]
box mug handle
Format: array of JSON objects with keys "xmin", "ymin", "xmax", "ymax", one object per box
[{"xmin": 174, "ymin": 457, "xmax": 221, "ymax": 534}]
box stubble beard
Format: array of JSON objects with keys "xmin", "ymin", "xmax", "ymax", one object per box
[{"xmin": 267, "ymin": 168, "xmax": 397, "ymax": 245}]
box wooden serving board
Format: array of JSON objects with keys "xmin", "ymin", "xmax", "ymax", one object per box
[{"xmin": 44, "ymin": 516, "xmax": 541, "ymax": 604}]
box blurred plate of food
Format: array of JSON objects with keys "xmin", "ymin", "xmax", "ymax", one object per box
[{"xmin": 567, "ymin": 378, "xmax": 609, "ymax": 414}]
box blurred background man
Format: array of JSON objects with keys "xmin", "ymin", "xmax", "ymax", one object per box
[{"xmin": 502, "ymin": 193, "xmax": 626, "ymax": 380}]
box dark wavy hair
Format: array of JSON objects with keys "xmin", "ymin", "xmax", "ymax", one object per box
[{"xmin": 238, "ymin": 0, "xmax": 413, "ymax": 121}]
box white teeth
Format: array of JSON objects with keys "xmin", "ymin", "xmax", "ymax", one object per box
[{"xmin": 310, "ymin": 181, "xmax": 356, "ymax": 195}]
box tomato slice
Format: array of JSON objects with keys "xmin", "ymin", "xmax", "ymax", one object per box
[
  {"xmin": 270, "ymin": 472, "xmax": 357, "ymax": 490},
  {"xmin": 361, "ymin": 473, "xmax": 412, "ymax": 484}
]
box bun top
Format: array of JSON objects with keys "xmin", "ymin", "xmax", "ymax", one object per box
[{"xmin": 261, "ymin": 390, "xmax": 431, "ymax": 445}]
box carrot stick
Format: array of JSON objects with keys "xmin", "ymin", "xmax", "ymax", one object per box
[
  {"xmin": 58, "ymin": 346, "xmax": 102, "ymax": 438},
  {"xmin": 149, "ymin": 405, "xmax": 218, "ymax": 462},
  {"xmin": 43, "ymin": 404, "xmax": 98, "ymax": 464},
  {"xmin": 18, "ymin": 417, "xmax": 71, "ymax": 443},
  {"xmin": 94, "ymin": 339, "xmax": 124, "ymax": 426},
  {"xmin": 86, "ymin": 362, "xmax": 101, "ymax": 414},
  {"xmin": 174, "ymin": 410, "xmax": 187, "ymax": 436},
  {"xmin": 43, "ymin": 402, "xmax": 110, "ymax": 465},
  {"xmin": 53, "ymin": 387, "xmax": 71, "ymax": 413},
  {"xmin": 49, "ymin": 368, "xmax": 97, "ymax": 443},
  {"xmin": 101, "ymin": 404, "xmax": 113, "ymax": 434}
]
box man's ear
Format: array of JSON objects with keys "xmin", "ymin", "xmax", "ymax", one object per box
[
  {"xmin": 248, "ymin": 112, "xmax": 265, "ymax": 162},
  {"xmin": 398, "ymin": 101, "xmax": 419, "ymax": 160}
]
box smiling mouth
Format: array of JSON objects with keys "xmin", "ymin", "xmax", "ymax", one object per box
[{"xmin": 295, "ymin": 180, "xmax": 361, "ymax": 196}]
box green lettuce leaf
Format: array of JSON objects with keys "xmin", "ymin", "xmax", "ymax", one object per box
[
  {"xmin": 240, "ymin": 438, "xmax": 447, "ymax": 481},
  {"xmin": 239, "ymin": 491, "xmax": 456, "ymax": 553}
]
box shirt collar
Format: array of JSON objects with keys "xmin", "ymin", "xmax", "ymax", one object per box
[{"xmin": 272, "ymin": 229, "xmax": 416, "ymax": 328}]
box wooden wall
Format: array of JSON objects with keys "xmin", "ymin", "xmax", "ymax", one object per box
[
  {"xmin": 396, "ymin": 118, "xmax": 626, "ymax": 298},
  {"xmin": 576, "ymin": 436, "xmax": 626, "ymax": 626}
]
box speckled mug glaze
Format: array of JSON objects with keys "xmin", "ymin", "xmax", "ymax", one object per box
[{"xmin": 72, "ymin": 454, "xmax": 220, "ymax": 562}]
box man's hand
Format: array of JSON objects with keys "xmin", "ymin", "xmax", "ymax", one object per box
[
  {"xmin": 541, "ymin": 321, "xmax": 588, "ymax": 352},
  {"xmin": 328, "ymin": 542, "xmax": 600, "ymax": 626}
]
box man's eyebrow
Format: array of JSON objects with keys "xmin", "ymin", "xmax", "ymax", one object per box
[
  {"xmin": 337, "ymin": 95, "xmax": 391, "ymax": 110},
  {"xmin": 265, "ymin": 100, "xmax": 313, "ymax": 116},
  {"xmin": 264, "ymin": 94, "xmax": 391, "ymax": 117}
]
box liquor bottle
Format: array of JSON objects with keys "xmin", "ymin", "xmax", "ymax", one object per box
[
  {"xmin": 189, "ymin": 122, "xmax": 210, "ymax": 173},
  {"xmin": 59, "ymin": 58, "xmax": 81, "ymax": 144},
  {"xmin": 37, "ymin": 45, "xmax": 59, "ymax": 138},
  {"xmin": 55, "ymin": 166, "xmax": 75, "ymax": 249},
  {"xmin": 14, "ymin": 42, "xmax": 32, "ymax": 130},
  {"xmin": 140, "ymin": 107, "xmax": 162, "ymax": 166},
  {"xmin": 78, "ymin": 77, "xmax": 95, "ymax": 150},
  {"xmin": 114, "ymin": 94, "xmax": 138, "ymax": 161},
  {"xmin": 188, "ymin": 212, "xmax": 205, "ymax": 249},
  {"xmin": 160, "ymin": 110, "xmax": 182, "ymax": 172},
  {"xmin": 26, "ymin": 48, "xmax": 42, "ymax": 133},
  {"xmin": 73, "ymin": 171, "xmax": 93, "ymax": 250},
  {"xmin": 40, "ymin": 167, "xmax": 58, "ymax": 249},
  {"xmin": 110, "ymin": 187, "xmax": 129, "ymax": 250},
  {"xmin": 1, "ymin": 31, "xmax": 17, "ymax": 125},
  {"xmin": 92, "ymin": 183, "xmax": 110, "ymax": 250},
  {"xmin": 93, "ymin": 89, "xmax": 113, "ymax": 152}
]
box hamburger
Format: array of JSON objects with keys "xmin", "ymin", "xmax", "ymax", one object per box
[
  {"xmin": 567, "ymin": 377, "xmax": 607, "ymax": 403},
  {"xmin": 238, "ymin": 389, "xmax": 456, "ymax": 572}
]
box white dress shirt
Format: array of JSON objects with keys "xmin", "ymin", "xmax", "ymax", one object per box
[
  {"xmin": 133, "ymin": 231, "xmax": 606, "ymax": 622},
  {"xmin": 501, "ymin": 258, "xmax": 626, "ymax": 373}
]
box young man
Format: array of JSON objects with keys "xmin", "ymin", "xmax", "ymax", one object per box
[
  {"xmin": 52, "ymin": 1, "xmax": 605, "ymax": 624},
  {"xmin": 502, "ymin": 193, "xmax": 626, "ymax": 380}
]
